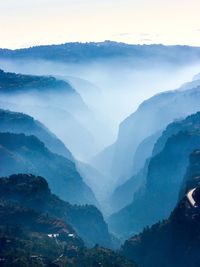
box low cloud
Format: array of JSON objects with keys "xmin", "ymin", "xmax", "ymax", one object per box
[
  {"xmin": 113, "ymin": 32, "xmax": 131, "ymax": 37},
  {"xmin": 140, "ymin": 33, "xmax": 151, "ymax": 37},
  {"xmin": 140, "ymin": 38, "xmax": 152, "ymax": 42}
]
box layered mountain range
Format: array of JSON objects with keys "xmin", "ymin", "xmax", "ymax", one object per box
[
  {"xmin": 1, "ymin": 42, "xmax": 200, "ymax": 65},
  {"xmin": 0, "ymin": 108, "xmax": 73, "ymax": 160},
  {"xmin": 108, "ymin": 112, "xmax": 200, "ymax": 238},
  {"xmin": 0, "ymin": 69, "xmax": 105, "ymax": 160},
  {"xmin": 1, "ymin": 43, "xmax": 200, "ymax": 266},
  {"xmin": 94, "ymin": 79, "xmax": 200, "ymax": 189},
  {"xmin": 0, "ymin": 131, "xmax": 97, "ymax": 206}
]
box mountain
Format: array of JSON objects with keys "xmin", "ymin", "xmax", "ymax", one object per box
[
  {"xmin": 0, "ymin": 69, "xmax": 86, "ymax": 114},
  {"xmin": 108, "ymin": 160, "xmax": 149, "ymax": 214},
  {"xmin": 0, "ymin": 174, "xmax": 112, "ymax": 248},
  {"xmin": 132, "ymin": 131, "xmax": 162, "ymax": 175},
  {"xmin": 91, "ymin": 143, "xmax": 115, "ymax": 179},
  {"xmin": 0, "ymin": 200, "xmax": 83, "ymax": 267},
  {"xmin": 61, "ymin": 75, "xmax": 101, "ymax": 109},
  {"xmin": 76, "ymin": 161, "xmax": 109, "ymax": 201},
  {"xmin": 0, "ymin": 174, "xmax": 136, "ymax": 267},
  {"xmin": 0, "ymin": 108, "xmax": 107, "ymax": 206},
  {"xmin": 0, "ymin": 69, "xmax": 75, "ymax": 93},
  {"xmin": 108, "ymin": 132, "xmax": 161, "ymax": 214},
  {"xmin": 0, "ymin": 132, "xmax": 97, "ymax": 206},
  {"xmin": 109, "ymin": 112, "xmax": 200, "ymax": 214},
  {"xmin": 108, "ymin": 112, "xmax": 200, "ymax": 239},
  {"xmin": 179, "ymin": 149, "xmax": 200, "ymax": 199},
  {"xmin": 95, "ymin": 79, "xmax": 200, "ymax": 189},
  {"xmin": 121, "ymin": 187, "xmax": 200, "ymax": 267},
  {"xmin": 1, "ymin": 42, "xmax": 200, "ymax": 64},
  {"xmin": 0, "ymin": 69, "xmax": 85, "ymax": 113},
  {"xmin": 121, "ymin": 149, "xmax": 200, "ymax": 267},
  {"xmin": 152, "ymin": 112, "xmax": 200, "ymax": 156},
  {"xmin": 0, "ymin": 108, "xmax": 73, "ymax": 160},
  {"xmin": 0, "ymin": 69, "xmax": 101, "ymax": 160}
]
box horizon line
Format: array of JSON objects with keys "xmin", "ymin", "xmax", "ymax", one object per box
[{"xmin": 1, "ymin": 40, "xmax": 200, "ymax": 51}]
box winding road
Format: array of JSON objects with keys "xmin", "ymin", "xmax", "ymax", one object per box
[{"xmin": 187, "ymin": 188, "xmax": 196, "ymax": 207}]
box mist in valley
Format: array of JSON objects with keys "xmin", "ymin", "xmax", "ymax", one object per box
[
  {"xmin": 2, "ymin": 0, "xmax": 200, "ymax": 263},
  {"xmin": 0, "ymin": 56, "xmax": 200, "ymax": 206}
]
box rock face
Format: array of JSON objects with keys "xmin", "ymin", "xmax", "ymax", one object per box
[
  {"xmin": 121, "ymin": 149, "xmax": 200, "ymax": 267},
  {"xmin": 132, "ymin": 131, "xmax": 162, "ymax": 175},
  {"xmin": 95, "ymin": 83, "xmax": 200, "ymax": 189},
  {"xmin": 0, "ymin": 174, "xmax": 136, "ymax": 267},
  {"xmin": 108, "ymin": 132, "xmax": 161, "ymax": 214},
  {"xmin": 108, "ymin": 164, "xmax": 148, "ymax": 214},
  {"xmin": 0, "ymin": 108, "xmax": 73, "ymax": 160},
  {"xmin": 0, "ymin": 132, "xmax": 97, "ymax": 206},
  {"xmin": 108, "ymin": 112, "xmax": 200, "ymax": 239},
  {"xmin": 152, "ymin": 112, "xmax": 200, "ymax": 156},
  {"xmin": 179, "ymin": 149, "xmax": 200, "ymax": 199},
  {"xmin": 0, "ymin": 174, "xmax": 111, "ymax": 248}
]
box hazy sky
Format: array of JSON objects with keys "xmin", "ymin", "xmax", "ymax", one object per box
[{"xmin": 0, "ymin": 0, "xmax": 200, "ymax": 49}]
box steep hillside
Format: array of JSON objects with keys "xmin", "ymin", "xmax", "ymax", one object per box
[
  {"xmin": 0, "ymin": 201, "xmax": 83, "ymax": 266},
  {"xmin": 96, "ymin": 81, "xmax": 200, "ymax": 187},
  {"xmin": 0, "ymin": 69, "xmax": 101, "ymax": 160},
  {"xmin": 152, "ymin": 112, "xmax": 200, "ymax": 156},
  {"xmin": 0, "ymin": 132, "xmax": 97, "ymax": 206},
  {"xmin": 0, "ymin": 174, "xmax": 112, "ymax": 248},
  {"xmin": 121, "ymin": 149, "xmax": 200, "ymax": 267},
  {"xmin": 0, "ymin": 69, "xmax": 76, "ymax": 94},
  {"xmin": 179, "ymin": 149, "xmax": 200, "ymax": 199},
  {"xmin": 109, "ymin": 113, "xmax": 200, "ymax": 238},
  {"xmin": 0, "ymin": 108, "xmax": 73, "ymax": 160},
  {"xmin": 0, "ymin": 175, "xmax": 136, "ymax": 267},
  {"xmin": 121, "ymin": 188, "xmax": 200, "ymax": 267},
  {"xmin": 108, "ymin": 132, "xmax": 161, "ymax": 214},
  {"xmin": 110, "ymin": 112, "xmax": 200, "ymax": 213},
  {"xmin": 0, "ymin": 108, "xmax": 106, "ymax": 205},
  {"xmin": 108, "ymin": 160, "xmax": 149, "ymax": 214},
  {"xmin": 132, "ymin": 131, "xmax": 162, "ymax": 174}
]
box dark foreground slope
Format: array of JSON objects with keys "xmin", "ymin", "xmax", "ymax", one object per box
[
  {"xmin": 121, "ymin": 190, "xmax": 200, "ymax": 267},
  {"xmin": 121, "ymin": 149, "xmax": 200, "ymax": 267},
  {"xmin": 0, "ymin": 174, "xmax": 111, "ymax": 248},
  {"xmin": 0, "ymin": 176, "xmax": 136, "ymax": 267},
  {"xmin": 0, "ymin": 201, "xmax": 83, "ymax": 267},
  {"xmin": 0, "ymin": 132, "xmax": 97, "ymax": 206}
]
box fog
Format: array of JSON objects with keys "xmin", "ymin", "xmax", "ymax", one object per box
[
  {"xmin": 1, "ymin": 58, "xmax": 199, "ymax": 135},
  {"xmin": 0, "ymin": 57, "xmax": 200, "ymax": 204}
]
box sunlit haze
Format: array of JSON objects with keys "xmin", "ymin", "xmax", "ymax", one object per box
[{"xmin": 0, "ymin": 0, "xmax": 200, "ymax": 48}]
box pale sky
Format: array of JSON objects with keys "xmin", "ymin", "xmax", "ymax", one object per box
[{"xmin": 0, "ymin": 0, "xmax": 200, "ymax": 49}]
